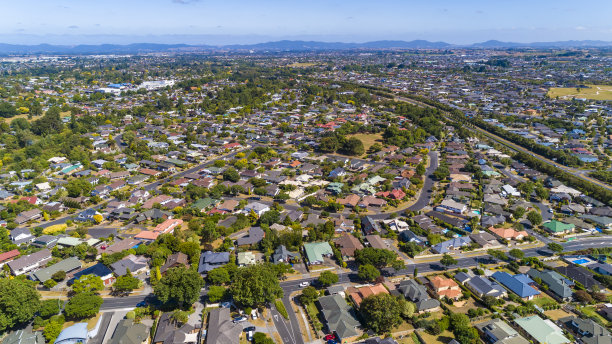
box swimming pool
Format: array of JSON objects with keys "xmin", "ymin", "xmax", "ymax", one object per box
[
  {"xmin": 472, "ymin": 210, "xmax": 481, "ymax": 215},
  {"xmin": 573, "ymin": 259, "xmax": 590, "ymax": 265}
]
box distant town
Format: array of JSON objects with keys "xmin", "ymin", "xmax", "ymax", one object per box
[{"xmin": 0, "ymin": 48, "xmax": 612, "ymax": 344}]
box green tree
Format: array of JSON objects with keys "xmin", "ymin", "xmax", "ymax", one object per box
[
  {"xmin": 207, "ymin": 286, "xmax": 228, "ymax": 303},
  {"xmin": 300, "ymin": 286, "xmax": 319, "ymax": 304},
  {"xmin": 223, "ymin": 168, "xmax": 240, "ymax": 182},
  {"xmin": 71, "ymin": 275, "xmax": 104, "ymax": 294},
  {"xmin": 319, "ymin": 136, "xmax": 339, "ymax": 153},
  {"xmin": 0, "ymin": 278, "xmax": 41, "ymax": 332},
  {"xmin": 65, "ymin": 292, "xmax": 103, "ymax": 319},
  {"xmin": 513, "ymin": 207, "xmax": 526, "ymax": 219},
  {"xmin": 230, "ymin": 265, "xmax": 283, "ymax": 308},
  {"xmin": 51, "ymin": 270, "xmax": 66, "ymax": 282},
  {"xmin": 416, "ymin": 164, "xmax": 426, "ymax": 176},
  {"xmin": 252, "ymin": 332, "xmax": 275, "ymax": 344},
  {"xmin": 527, "ymin": 211, "xmax": 542, "ymax": 226},
  {"xmin": 509, "ymin": 249, "xmax": 525, "ymax": 260},
  {"xmin": 341, "ymin": 137, "xmax": 365, "ymax": 156},
  {"xmin": 317, "ymin": 271, "xmax": 338, "ymax": 287},
  {"xmin": 440, "ymin": 254, "xmax": 458, "ymax": 269},
  {"xmin": 547, "ymin": 242, "xmax": 564, "ymax": 254},
  {"xmin": 358, "ymin": 264, "xmax": 380, "ymax": 282},
  {"xmin": 359, "ymin": 294, "xmax": 403, "ymax": 333},
  {"xmin": 113, "ymin": 271, "xmax": 140, "ymax": 295},
  {"xmin": 43, "ymin": 317, "xmax": 64, "ymax": 343},
  {"xmin": 354, "ymin": 247, "xmax": 397, "ymax": 268},
  {"xmin": 154, "ymin": 267, "xmax": 204, "ymax": 308},
  {"xmin": 39, "ymin": 299, "xmax": 60, "ymax": 318},
  {"xmin": 207, "ymin": 267, "xmax": 230, "ymax": 285}
]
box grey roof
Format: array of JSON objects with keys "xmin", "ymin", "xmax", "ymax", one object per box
[
  {"xmin": 527, "ymin": 268, "xmax": 573, "ymax": 299},
  {"xmin": 431, "ymin": 236, "xmax": 472, "ymax": 254},
  {"xmin": 398, "ymin": 279, "xmax": 440, "ymax": 311},
  {"xmin": 7, "ymin": 249, "xmax": 52, "ymax": 273},
  {"xmin": 31, "ymin": 257, "xmax": 81, "ymax": 282},
  {"xmin": 153, "ymin": 312, "xmax": 198, "ymax": 344},
  {"xmin": 271, "ymin": 245, "xmax": 298, "ymax": 264},
  {"xmin": 2, "ymin": 328, "xmax": 44, "ymax": 344},
  {"xmin": 206, "ymin": 308, "xmax": 241, "ymax": 344},
  {"xmin": 317, "ymin": 294, "xmax": 360, "ymax": 340},
  {"xmin": 466, "ymin": 275, "xmax": 506, "ymax": 298},
  {"xmin": 476, "ymin": 319, "xmax": 528, "ymax": 344},
  {"xmin": 561, "ymin": 316, "xmax": 612, "ymax": 344},
  {"xmin": 109, "ymin": 319, "xmax": 149, "ymax": 344},
  {"xmin": 198, "ymin": 251, "xmax": 230, "ymax": 273},
  {"xmin": 110, "ymin": 254, "xmax": 148, "ymax": 276},
  {"xmin": 236, "ymin": 227, "xmax": 265, "ymax": 246}
]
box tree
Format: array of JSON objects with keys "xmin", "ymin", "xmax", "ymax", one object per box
[
  {"xmin": 574, "ymin": 290, "xmax": 593, "ymax": 303},
  {"xmin": 354, "ymin": 247, "xmax": 397, "ymax": 268},
  {"xmin": 0, "ymin": 278, "xmax": 41, "ymax": 332},
  {"xmin": 416, "ymin": 164, "xmax": 426, "ymax": 176},
  {"xmin": 113, "ymin": 271, "xmax": 140, "ymax": 295},
  {"xmin": 440, "ymin": 254, "xmax": 458, "ymax": 269},
  {"xmin": 433, "ymin": 165, "xmax": 450, "ymax": 181},
  {"xmin": 43, "ymin": 317, "xmax": 64, "ymax": 343},
  {"xmin": 71, "ymin": 275, "xmax": 104, "ymax": 294},
  {"xmin": 358, "ymin": 264, "xmax": 380, "ymax": 282},
  {"xmin": 319, "ymin": 136, "xmax": 339, "ymax": 153},
  {"xmin": 65, "ymin": 292, "xmax": 103, "ymax": 319},
  {"xmin": 359, "ymin": 294, "xmax": 403, "ymax": 333},
  {"xmin": 535, "ymin": 186, "xmax": 549, "ymax": 200},
  {"xmin": 341, "ymin": 137, "xmax": 365, "ymax": 156},
  {"xmin": 300, "ymin": 286, "xmax": 319, "ymax": 304},
  {"xmin": 207, "ymin": 267, "xmax": 230, "ymax": 285},
  {"xmin": 317, "ymin": 271, "xmax": 338, "ymax": 287},
  {"xmin": 230, "ymin": 265, "xmax": 283, "ymax": 308},
  {"xmin": 547, "ymin": 242, "xmax": 564, "ymax": 254},
  {"xmin": 527, "ymin": 211, "xmax": 542, "ymax": 226},
  {"xmin": 154, "ymin": 267, "xmax": 204, "ymax": 308},
  {"xmin": 93, "ymin": 214, "xmax": 103, "ymax": 224},
  {"xmin": 513, "ymin": 207, "xmax": 526, "ymax": 219},
  {"xmin": 509, "ymin": 249, "xmax": 525, "ymax": 260},
  {"xmin": 223, "ymin": 168, "xmax": 240, "ymax": 183},
  {"xmin": 207, "ymin": 286, "xmax": 228, "ymax": 303},
  {"xmin": 51, "ymin": 270, "xmax": 66, "ymax": 282},
  {"xmin": 253, "ymin": 332, "xmax": 275, "ymax": 344},
  {"xmin": 402, "ymin": 300, "xmax": 416, "ymax": 318},
  {"xmin": 40, "ymin": 299, "xmax": 60, "ymax": 318}
]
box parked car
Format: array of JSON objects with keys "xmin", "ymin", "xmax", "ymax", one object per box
[
  {"xmin": 244, "ymin": 326, "xmax": 256, "ymax": 332},
  {"xmin": 247, "ymin": 330, "xmax": 254, "ymax": 341},
  {"xmin": 324, "ymin": 334, "xmax": 336, "ymax": 341},
  {"xmin": 233, "ymin": 316, "xmax": 248, "ymax": 323},
  {"xmin": 251, "ymin": 309, "xmax": 258, "ymax": 319},
  {"xmin": 136, "ymin": 301, "xmax": 147, "ymax": 307},
  {"xmin": 299, "ymin": 281, "xmax": 309, "ymax": 287}
]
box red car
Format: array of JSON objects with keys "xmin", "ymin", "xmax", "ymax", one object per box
[{"xmin": 324, "ymin": 334, "xmax": 336, "ymax": 341}]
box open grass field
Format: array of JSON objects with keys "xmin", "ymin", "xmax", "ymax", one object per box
[
  {"xmin": 287, "ymin": 62, "xmax": 317, "ymax": 68},
  {"xmin": 532, "ymin": 295, "xmax": 558, "ymax": 308},
  {"xmin": 348, "ymin": 133, "xmax": 383, "ymax": 155},
  {"xmin": 544, "ymin": 308, "xmax": 573, "ymax": 321},
  {"xmin": 548, "ymin": 85, "xmax": 612, "ymax": 101},
  {"xmin": 418, "ymin": 330, "xmax": 455, "ymax": 344},
  {"xmin": 578, "ymin": 305, "xmax": 609, "ymax": 326}
]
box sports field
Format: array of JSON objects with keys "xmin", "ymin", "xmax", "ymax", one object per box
[{"xmin": 548, "ymin": 84, "xmax": 612, "ymax": 101}]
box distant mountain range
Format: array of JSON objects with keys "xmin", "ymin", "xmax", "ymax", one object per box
[{"xmin": 1, "ymin": 39, "xmax": 612, "ymax": 55}]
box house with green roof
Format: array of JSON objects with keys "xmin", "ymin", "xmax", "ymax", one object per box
[
  {"xmin": 303, "ymin": 242, "xmax": 333, "ymax": 265},
  {"xmin": 30, "ymin": 256, "xmax": 82, "ymax": 283},
  {"xmin": 514, "ymin": 315, "xmax": 569, "ymax": 344},
  {"xmin": 191, "ymin": 198, "xmax": 220, "ymax": 212},
  {"xmin": 327, "ymin": 182, "xmax": 344, "ymax": 195},
  {"xmin": 542, "ymin": 220, "xmax": 575, "ymax": 236}
]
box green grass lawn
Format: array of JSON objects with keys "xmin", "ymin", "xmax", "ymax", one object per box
[
  {"xmin": 548, "ymin": 85, "xmax": 612, "ymax": 101},
  {"xmin": 579, "ymin": 306, "xmax": 609, "ymax": 325},
  {"xmin": 532, "ymin": 295, "xmax": 558, "ymax": 308}
]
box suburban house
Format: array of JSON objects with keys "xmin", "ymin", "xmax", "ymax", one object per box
[
  {"xmin": 349, "ymin": 283, "xmax": 389, "ymax": 308},
  {"xmin": 488, "ymin": 226, "xmax": 528, "ymax": 241},
  {"xmin": 235, "ymin": 227, "xmax": 265, "ymax": 247},
  {"xmin": 108, "ymin": 319, "xmax": 149, "ymax": 344},
  {"xmin": 334, "ymin": 233, "xmax": 364, "ymax": 258},
  {"xmin": 0, "ymin": 249, "xmax": 19, "ymax": 268},
  {"xmin": 492, "ymin": 272, "xmax": 540, "ymax": 300},
  {"xmin": 428, "ymin": 275, "xmax": 462, "ymax": 300},
  {"xmin": 476, "ymin": 319, "xmax": 529, "ymax": 344},
  {"xmin": 317, "ymin": 294, "xmax": 360, "ymax": 341},
  {"xmin": 527, "ymin": 269, "xmax": 573, "ymax": 301},
  {"xmin": 303, "ymin": 242, "xmax": 334, "ymax": 265},
  {"xmin": 398, "ymin": 279, "xmax": 441, "ymax": 313},
  {"xmin": 458, "ymin": 274, "xmax": 507, "ymax": 299},
  {"xmin": 15, "ymin": 209, "xmax": 42, "ymax": 225},
  {"xmin": 271, "ymin": 245, "xmax": 298, "ymax": 264},
  {"xmin": 205, "ymin": 308, "xmax": 241, "ymax": 344},
  {"xmin": 153, "ymin": 219, "xmax": 183, "ymax": 234},
  {"xmin": 436, "ymin": 199, "xmax": 467, "ymax": 214},
  {"xmin": 9, "ymin": 228, "xmax": 35, "ymax": 245},
  {"xmin": 432, "ymin": 237, "xmax": 472, "ymax": 254},
  {"xmin": 560, "ymin": 316, "xmax": 612, "ymax": 344},
  {"xmin": 198, "ymin": 251, "xmax": 230, "ymax": 274},
  {"xmin": 542, "ymin": 220, "xmax": 575, "ymax": 236},
  {"xmin": 31, "ymin": 257, "xmax": 82, "ymax": 283},
  {"xmin": 7, "ymin": 249, "xmax": 52, "ymax": 275},
  {"xmin": 160, "ymin": 252, "xmax": 189, "ymax": 274},
  {"xmin": 70, "ymin": 263, "xmax": 115, "ymax": 286},
  {"xmin": 514, "ymin": 315, "xmax": 569, "ymax": 344},
  {"xmin": 153, "ymin": 312, "xmax": 199, "ymax": 344},
  {"xmin": 110, "ymin": 254, "xmax": 149, "ymax": 276},
  {"xmin": 243, "ymin": 202, "xmax": 270, "ymax": 216}
]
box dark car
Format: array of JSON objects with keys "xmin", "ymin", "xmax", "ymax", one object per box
[
  {"xmin": 244, "ymin": 326, "xmax": 256, "ymax": 332},
  {"xmin": 136, "ymin": 301, "xmax": 147, "ymax": 307},
  {"xmin": 233, "ymin": 316, "xmax": 248, "ymax": 323}
]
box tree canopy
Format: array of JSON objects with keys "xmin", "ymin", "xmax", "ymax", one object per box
[
  {"xmin": 154, "ymin": 267, "xmax": 204, "ymax": 308},
  {"xmin": 230, "ymin": 264, "xmax": 283, "ymax": 307},
  {"xmin": 0, "ymin": 278, "xmax": 41, "ymax": 333},
  {"xmin": 359, "ymin": 293, "xmax": 404, "ymax": 333}
]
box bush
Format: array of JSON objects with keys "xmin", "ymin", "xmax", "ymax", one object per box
[
  {"xmin": 43, "ymin": 224, "xmax": 67, "ymax": 235},
  {"xmin": 275, "ymin": 300, "xmax": 289, "ymax": 319}
]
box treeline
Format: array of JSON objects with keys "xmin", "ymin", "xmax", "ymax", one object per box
[
  {"xmin": 515, "ymin": 151, "xmax": 612, "ymax": 205},
  {"xmin": 590, "ymin": 171, "xmax": 612, "ymax": 184},
  {"xmin": 471, "ymin": 118, "xmax": 583, "ymax": 167}
]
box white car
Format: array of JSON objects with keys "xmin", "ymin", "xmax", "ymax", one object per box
[{"xmin": 299, "ymin": 281, "xmax": 309, "ymax": 287}]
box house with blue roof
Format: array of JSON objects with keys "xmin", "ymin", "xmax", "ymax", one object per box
[
  {"xmin": 329, "ymin": 167, "xmax": 346, "ymax": 179},
  {"xmin": 55, "ymin": 323, "xmax": 88, "ymax": 344},
  {"xmin": 69, "ymin": 263, "xmax": 115, "ymax": 286},
  {"xmin": 492, "ymin": 271, "xmax": 540, "ymax": 300},
  {"xmin": 432, "ymin": 236, "xmax": 472, "ymax": 254}
]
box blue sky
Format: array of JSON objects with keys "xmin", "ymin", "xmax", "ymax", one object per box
[{"xmin": 0, "ymin": 0, "xmax": 610, "ymax": 44}]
